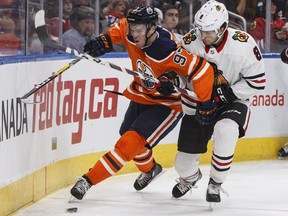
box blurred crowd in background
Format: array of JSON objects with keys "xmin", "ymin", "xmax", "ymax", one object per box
[{"xmin": 0, "ymin": 0, "xmax": 287, "ymax": 56}]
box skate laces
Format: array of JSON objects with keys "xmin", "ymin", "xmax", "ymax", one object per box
[
  {"xmin": 176, "ymin": 169, "xmax": 202, "ymax": 193},
  {"xmin": 207, "ymin": 183, "xmax": 229, "ymax": 197},
  {"xmin": 74, "ymin": 176, "xmax": 91, "ymax": 195},
  {"xmin": 136, "ymin": 172, "xmax": 152, "ymax": 186},
  {"xmin": 282, "ymin": 143, "xmax": 288, "ymax": 152},
  {"xmin": 175, "ymin": 178, "xmax": 198, "ymax": 194}
]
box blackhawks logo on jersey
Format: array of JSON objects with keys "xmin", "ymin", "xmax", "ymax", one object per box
[
  {"xmin": 182, "ymin": 30, "xmax": 197, "ymax": 45},
  {"xmin": 232, "ymin": 31, "xmax": 249, "ymax": 42},
  {"xmin": 214, "ymin": 70, "xmax": 228, "ymax": 87}
]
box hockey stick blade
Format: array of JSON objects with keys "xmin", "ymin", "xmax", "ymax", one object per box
[{"xmin": 21, "ymin": 98, "xmax": 43, "ymax": 104}]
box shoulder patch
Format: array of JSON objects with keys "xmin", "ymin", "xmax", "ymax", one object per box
[
  {"xmin": 232, "ymin": 31, "xmax": 249, "ymax": 42},
  {"xmin": 182, "ymin": 30, "xmax": 197, "ymax": 45}
]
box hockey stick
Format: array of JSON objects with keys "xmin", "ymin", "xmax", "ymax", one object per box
[
  {"xmin": 34, "ymin": 10, "xmax": 160, "ymax": 85},
  {"xmin": 20, "ymin": 57, "xmax": 83, "ymax": 103}
]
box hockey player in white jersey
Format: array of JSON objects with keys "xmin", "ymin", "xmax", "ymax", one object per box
[{"xmin": 171, "ymin": 0, "xmax": 266, "ymax": 206}]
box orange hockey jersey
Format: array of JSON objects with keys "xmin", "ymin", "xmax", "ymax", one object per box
[{"xmin": 106, "ymin": 18, "xmax": 214, "ymax": 112}]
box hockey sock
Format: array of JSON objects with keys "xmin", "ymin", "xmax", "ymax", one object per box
[
  {"xmin": 133, "ymin": 149, "xmax": 155, "ymax": 173},
  {"xmin": 86, "ymin": 130, "xmax": 147, "ymax": 185}
]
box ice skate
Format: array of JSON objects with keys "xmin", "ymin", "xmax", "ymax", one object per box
[
  {"xmin": 70, "ymin": 175, "xmax": 92, "ymax": 200},
  {"xmin": 134, "ymin": 163, "xmax": 163, "ymax": 191},
  {"xmin": 206, "ymin": 178, "xmax": 228, "ymax": 210},
  {"xmin": 172, "ymin": 169, "xmax": 202, "ymax": 198},
  {"xmin": 278, "ymin": 143, "xmax": 288, "ymax": 159}
]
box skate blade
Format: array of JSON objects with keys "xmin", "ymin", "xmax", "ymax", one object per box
[
  {"xmin": 156, "ymin": 169, "xmax": 166, "ymax": 179},
  {"xmin": 68, "ymin": 195, "xmax": 77, "ymax": 203},
  {"xmin": 150, "ymin": 169, "xmax": 167, "ymax": 185},
  {"xmin": 209, "ymin": 202, "xmax": 216, "ymax": 211},
  {"xmin": 136, "ymin": 169, "xmax": 167, "ymax": 191}
]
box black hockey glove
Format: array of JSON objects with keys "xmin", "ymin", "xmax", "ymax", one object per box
[
  {"xmin": 195, "ymin": 100, "xmax": 217, "ymax": 125},
  {"xmin": 280, "ymin": 47, "xmax": 288, "ymax": 64},
  {"xmin": 215, "ymin": 85, "xmax": 238, "ymax": 103},
  {"xmin": 83, "ymin": 34, "xmax": 113, "ymax": 57},
  {"xmin": 156, "ymin": 72, "xmax": 177, "ymax": 97}
]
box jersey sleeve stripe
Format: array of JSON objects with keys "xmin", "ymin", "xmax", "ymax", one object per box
[
  {"xmin": 187, "ymin": 55, "xmax": 198, "ymax": 78},
  {"xmin": 188, "ymin": 57, "xmax": 203, "ymax": 80},
  {"xmin": 250, "ymin": 79, "xmax": 266, "ymax": 84},
  {"xmin": 192, "ymin": 61, "xmax": 210, "ymax": 81},
  {"xmin": 245, "ymin": 80, "xmax": 265, "ymax": 90},
  {"xmin": 243, "ymin": 72, "xmax": 265, "ymax": 79}
]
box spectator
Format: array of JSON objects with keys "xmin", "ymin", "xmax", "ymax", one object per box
[
  {"xmin": 241, "ymin": 0, "xmax": 261, "ymax": 27},
  {"xmin": 63, "ymin": 0, "xmax": 73, "ymax": 29},
  {"xmin": 62, "ymin": 6, "xmax": 97, "ymax": 53},
  {"xmin": 249, "ymin": 0, "xmax": 288, "ymax": 52},
  {"xmin": 217, "ymin": 0, "xmax": 246, "ymax": 15},
  {"xmin": 44, "ymin": 0, "xmax": 73, "ymax": 40},
  {"xmin": 161, "ymin": 4, "xmax": 182, "ymax": 41},
  {"xmin": 102, "ymin": 0, "xmax": 128, "ymax": 28},
  {"xmin": 0, "ymin": 14, "xmax": 20, "ymax": 56},
  {"xmin": 102, "ymin": 0, "xmax": 128, "ymax": 52},
  {"xmin": 160, "ymin": 0, "xmax": 198, "ymax": 35}
]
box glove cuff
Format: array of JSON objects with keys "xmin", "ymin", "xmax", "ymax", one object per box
[{"xmin": 100, "ymin": 34, "xmax": 113, "ymax": 52}]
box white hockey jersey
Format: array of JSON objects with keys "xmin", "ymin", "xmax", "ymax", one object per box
[{"xmin": 181, "ymin": 28, "xmax": 266, "ymax": 103}]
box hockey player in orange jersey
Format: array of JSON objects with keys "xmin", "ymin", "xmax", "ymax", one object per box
[{"xmin": 70, "ymin": 5, "xmax": 216, "ymax": 200}]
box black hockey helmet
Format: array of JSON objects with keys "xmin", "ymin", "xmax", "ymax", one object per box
[{"xmin": 127, "ymin": 5, "xmax": 158, "ymax": 25}]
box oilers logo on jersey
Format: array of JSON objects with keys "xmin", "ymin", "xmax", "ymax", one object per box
[
  {"xmin": 136, "ymin": 60, "xmax": 157, "ymax": 89},
  {"xmin": 232, "ymin": 31, "xmax": 249, "ymax": 42}
]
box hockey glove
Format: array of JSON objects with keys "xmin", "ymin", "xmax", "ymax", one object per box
[
  {"xmin": 83, "ymin": 34, "xmax": 113, "ymax": 57},
  {"xmin": 195, "ymin": 100, "xmax": 217, "ymax": 125},
  {"xmin": 215, "ymin": 85, "xmax": 238, "ymax": 103},
  {"xmin": 156, "ymin": 72, "xmax": 177, "ymax": 97}
]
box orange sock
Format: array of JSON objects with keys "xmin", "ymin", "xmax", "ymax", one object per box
[
  {"xmin": 86, "ymin": 130, "xmax": 148, "ymax": 185},
  {"xmin": 86, "ymin": 149, "xmax": 126, "ymax": 185},
  {"xmin": 133, "ymin": 149, "xmax": 155, "ymax": 173}
]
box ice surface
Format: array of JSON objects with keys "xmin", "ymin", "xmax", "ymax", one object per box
[{"xmin": 15, "ymin": 160, "xmax": 288, "ymax": 216}]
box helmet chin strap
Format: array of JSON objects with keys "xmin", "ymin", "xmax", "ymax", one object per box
[
  {"xmin": 213, "ymin": 32, "xmax": 224, "ymax": 45},
  {"xmin": 213, "ymin": 26, "xmax": 227, "ymax": 46},
  {"xmin": 144, "ymin": 24, "xmax": 156, "ymax": 46}
]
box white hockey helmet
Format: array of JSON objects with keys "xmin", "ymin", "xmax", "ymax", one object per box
[{"xmin": 194, "ymin": 1, "xmax": 229, "ymax": 36}]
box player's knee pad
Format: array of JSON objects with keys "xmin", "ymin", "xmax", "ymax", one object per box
[
  {"xmin": 174, "ymin": 151, "xmax": 200, "ymax": 178},
  {"xmin": 213, "ymin": 118, "xmax": 239, "ymax": 156},
  {"xmin": 115, "ymin": 130, "xmax": 147, "ymax": 162}
]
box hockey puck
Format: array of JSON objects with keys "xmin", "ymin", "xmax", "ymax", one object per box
[{"xmin": 66, "ymin": 207, "xmax": 78, "ymax": 213}]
